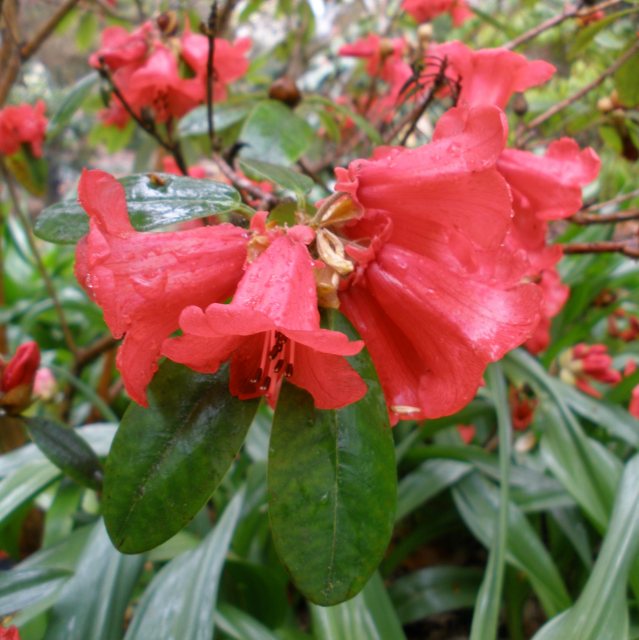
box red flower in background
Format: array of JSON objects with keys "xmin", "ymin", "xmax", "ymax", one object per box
[
  {"xmin": 630, "ymin": 384, "xmax": 639, "ymax": 419},
  {"xmin": 74, "ymin": 170, "xmax": 248, "ymax": 405},
  {"xmin": 0, "ymin": 101, "xmax": 48, "ymax": 158},
  {"xmin": 89, "ymin": 23, "xmax": 152, "ymax": 71},
  {"xmin": 333, "ymin": 106, "xmax": 541, "ymax": 423},
  {"xmin": 559, "ymin": 343, "xmax": 621, "ymax": 398},
  {"xmin": 0, "ymin": 341, "xmax": 40, "ymax": 414},
  {"xmin": 181, "ymin": 28, "xmax": 251, "ymax": 102},
  {"xmin": 0, "ymin": 626, "xmax": 20, "ymax": 640},
  {"xmin": 425, "ymin": 41, "xmax": 555, "ymax": 108},
  {"xmin": 163, "ymin": 229, "xmax": 367, "ymax": 409},
  {"xmin": 402, "ymin": 0, "xmax": 472, "ymax": 26}
]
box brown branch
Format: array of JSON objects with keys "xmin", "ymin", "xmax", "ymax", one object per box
[
  {"xmin": 0, "ymin": 161, "xmax": 78, "ymax": 356},
  {"xmin": 571, "ymin": 207, "xmax": 639, "ymax": 225},
  {"xmin": 562, "ymin": 240, "xmax": 639, "ymax": 258},
  {"xmin": 216, "ymin": 0, "xmax": 239, "ymax": 37},
  {"xmin": 518, "ymin": 39, "xmax": 639, "ymax": 142},
  {"xmin": 503, "ymin": 0, "xmax": 626, "ymax": 50},
  {"xmin": 75, "ymin": 334, "xmax": 117, "ymax": 369},
  {"xmin": 584, "ymin": 188, "xmax": 639, "ymax": 212},
  {"xmin": 19, "ymin": 0, "xmax": 81, "ymax": 60},
  {"xmin": 0, "ymin": 0, "xmax": 20, "ymax": 107},
  {"xmin": 213, "ymin": 154, "xmax": 278, "ymax": 208},
  {"xmin": 203, "ymin": 1, "xmax": 218, "ymax": 149}
]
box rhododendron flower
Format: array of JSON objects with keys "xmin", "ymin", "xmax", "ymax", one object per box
[
  {"xmin": 426, "ymin": 41, "xmax": 555, "ymax": 108},
  {"xmin": 402, "ymin": 0, "xmax": 472, "ymax": 26},
  {"xmin": 89, "ymin": 23, "xmax": 153, "ymax": 71},
  {"xmin": 332, "ymin": 106, "xmax": 541, "ymax": 423},
  {"xmin": 630, "ymin": 384, "xmax": 639, "ymax": 419},
  {"xmin": 457, "ymin": 424, "xmax": 476, "ymax": 444},
  {"xmin": 126, "ymin": 46, "xmax": 202, "ymax": 122},
  {"xmin": 181, "ymin": 29, "xmax": 251, "ymax": 102},
  {"xmin": 75, "ymin": 170, "xmax": 248, "ymax": 405},
  {"xmin": 0, "ymin": 626, "xmax": 20, "ymax": 640},
  {"xmin": 162, "ymin": 156, "xmax": 207, "ymax": 178},
  {"xmin": 33, "ymin": 367, "xmax": 56, "ymax": 401},
  {"xmin": 608, "ymin": 308, "xmax": 639, "ymax": 342},
  {"xmin": 163, "ymin": 229, "xmax": 367, "ymax": 409},
  {"xmin": 509, "ymin": 386, "xmax": 537, "ymax": 431},
  {"xmin": 559, "ymin": 343, "xmax": 621, "ymax": 398},
  {"xmin": 0, "ymin": 101, "xmax": 48, "ymax": 158},
  {"xmin": 0, "ymin": 341, "xmax": 40, "ymax": 414}
]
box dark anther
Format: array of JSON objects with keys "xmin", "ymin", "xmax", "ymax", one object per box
[
  {"xmin": 269, "ymin": 343, "xmax": 283, "ymax": 359},
  {"xmin": 274, "ymin": 359, "xmax": 285, "ymax": 373},
  {"xmin": 260, "ymin": 376, "xmax": 272, "ymax": 391},
  {"xmin": 249, "ymin": 368, "xmax": 262, "ymax": 384},
  {"xmin": 285, "ymin": 364, "xmax": 294, "ymax": 378}
]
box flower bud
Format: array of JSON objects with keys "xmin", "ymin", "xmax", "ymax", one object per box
[
  {"xmin": 512, "ymin": 93, "xmax": 528, "ymax": 117},
  {"xmin": 0, "ymin": 342, "xmax": 41, "ymax": 415},
  {"xmin": 597, "ymin": 96, "xmax": 614, "ymax": 113},
  {"xmin": 157, "ymin": 11, "xmax": 178, "ymax": 36},
  {"xmin": 417, "ymin": 24, "xmax": 433, "ymax": 47},
  {"xmin": 268, "ymin": 77, "xmax": 302, "ymax": 108}
]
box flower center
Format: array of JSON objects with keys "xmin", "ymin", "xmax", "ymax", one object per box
[{"xmin": 249, "ymin": 330, "xmax": 295, "ymax": 398}]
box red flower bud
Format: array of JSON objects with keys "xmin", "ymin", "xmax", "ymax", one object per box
[{"xmin": 0, "ymin": 342, "xmax": 40, "ymax": 414}]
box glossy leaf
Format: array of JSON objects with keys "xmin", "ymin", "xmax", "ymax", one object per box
[
  {"xmin": 311, "ymin": 573, "xmax": 406, "ymax": 640},
  {"xmin": 178, "ymin": 99, "xmax": 255, "ymax": 138},
  {"xmin": 0, "ymin": 567, "xmax": 71, "ymax": 616},
  {"xmin": 25, "ymin": 417, "xmax": 103, "ymax": 490},
  {"xmin": 240, "ymin": 100, "xmax": 314, "ymax": 164},
  {"xmin": 390, "ymin": 566, "xmax": 482, "ymax": 624},
  {"xmin": 47, "ymin": 72, "xmax": 99, "ymax": 140},
  {"xmin": 269, "ymin": 313, "xmax": 396, "ymax": 605},
  {"xmin": 103, "ymin": 362, "xmax": 258, "ymax": 553},
  {"xmin": 44, "ymin": 521, "xmax": 145, "ymax": 640},
  {"xmin": 533, "ymin": 454, "xmax": 639, "ymax": 640},
  {"xmin": 0, "ymin": 461, "xmax": 59, "ymax": 524},
  {"xmin": 239, "ymin": 158, "xmax": 314, "ymax": 196},
  {"xmin": 215, "ymin": 603, "xmax": 281, "ymax": 640},
  {"xmin": 124, "ymin": 489, "xmax": 244, "ymax": 640},
  {"xmin": 34, "ymin": 173, "xmax": 241, "ymax": 244}
]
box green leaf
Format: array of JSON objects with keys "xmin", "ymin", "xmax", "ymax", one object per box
[
  {"xmin": 34, "ymin": 173, "xmax": 242, "ymax": 244},
  {"xmin": 74, "ymin": 10, "xmax": 97, "ymax": 51},
  {"xmin": 25, "ymin": 417, "xmax": 103, "ymax": 490},
  {"xmin": 268, "ymin": 313, "xmax": 396, "ymax": 605},
  {"xmin": 215, "ymin": 603, "xmax": 281, "ymax": 640},
  {"xmin": 44, "ymin": 521, "xmax": 145, "ymax": 640},
  {"xmin": 470, "ymin": 364, "xmax": 511, "ymax": 640},
  {"xmin": 5, "ymin": 147, "xmax": 47, "ymax": 197},
  {"xmin": 239, "ymin": 158, "xmax": 313, "ymax": 196},
  {"xmin": 389, "ymin": 566, "xmax": 482, "ymax": 624},
  {"xmin": 533, "ymin": 454, "xmax": 639, "ymax": 640},
  {"xmin": 615, "ymin": 49, "xmax": 639, "ymax": 107},
  {"xmin": 103, "ymin": 362, "xmax": 258, "ymax": 553},
  {"xmin": 310, "ymin": 573, "xmax": 406, "ymax": 640},
  {"xmin": 124, "ymin": 489, "xmax": 244, "ymax": 640},
  {"xmin": 0, "ymin": 567, "xmax": 71, "ymax": 616},
  {"xmin": 47, "ymin": 72, "xmax": 99, "ymax": 140},
  {"xmin": 240, "ymin": 100, "xmax": 314, "ymax": 164},
  {"xmin": 453, "ymin": 472, "xmax": 571, "ymax": 617},
  {"xmin": 178, "ymin": 99, "xmax": 256, "ymax": 137},
  {"xmin": 0, "ymin": 461, "xmax": 59, "ymax": 524}
]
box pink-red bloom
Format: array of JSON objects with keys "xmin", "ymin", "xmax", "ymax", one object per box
[
  {"xmin": 181, "ymin": 29, "xmax": 251, "ymax": 102},
  {"xmin": 74, "ymin": 170, "xmax": 249, "ymax": 405},
  {"xmin": 559, "ymin": 343, "xmax": 621, "ymax": 398},
  {"xmin": 89, "ymin": 23, "xmax": 152, "ymax": 71},
  {"xmin": 509, "ymin": 386, "xmax": 537, "ymax": 431},
  {"xmin": 0, "ymin": 626, "xmax": 20, "ymax": 640},
  {"xmin": 332, "ymin": 106, "xmax": 541, "ymax": 423},
  {"xmin": 0, "ymin": 341, "xmax": 40, "ymax": 414},
  {"xmin": 402, "ymin": 0, "xmax": 472, "ymax": 26},
  {"xmin": 426, "ymin": 41, "xmax": 555, "ymax": 108},
  {"xmin": 630, "ymin": 384, "xmax": 639, "ymax": 419},
  {"xmin": 163, "ymin": 228, "xmax": 367, "ymax": 409},
  {"xmin": 0, "ymin": 101, "xmax": 48, "ymax": 158}
]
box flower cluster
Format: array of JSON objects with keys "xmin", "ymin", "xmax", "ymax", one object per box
[
  {"xmin": 0, "ymin": 342, "xmax": 40, "ymax": 415},
  {"xmin": 0, "ymin": 101, "xmax": 48, "ymax": 158},
  {"xmin": 90, "ymin": 19, "xmax": 249, "ymax": 127}
]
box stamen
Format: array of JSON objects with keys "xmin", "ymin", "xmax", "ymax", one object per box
[
  {"xmin": 274, "ymin": 359, "xmax": 285, "ymax": 373},
  {"xmin": 285, "ymin": 363, "xmax": 294, "ymax": 378},
  {"xmin": 249, "ymin": 368, "xmax": 262, "ymax": 384},
  {"xmin": 269, "ymin": 343, "xmax": 283, "ymax": 359},
  {"xmin": 260, "ymin": 376, "xmax": 272, "ymax": 392}
]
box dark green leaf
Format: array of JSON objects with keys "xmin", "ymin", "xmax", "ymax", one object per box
[
  {"xmin": 390, "ymin": 566, "xmax": 482, "ymax": 624},
  {"xmin": 178, "ymin": 99, "xmax": 256, "ymax": 138},
  {"xmin": 269, "ymin": 313, "xmax": 396, "ymax": 605},
  {"xmin": 615, "ymin": 50, "xmax": 639, "ymax": 107},
  {"xmin": 239, "ymin": 158, "xmax": 313, "ymax": 196},
  {"xmin": 44, "ymin": 521, "xmax": 145, "ymax": 640},
  {"xmin": 103, "ymin": 362, "xmax": 258, "ymax": 553},
  {"xmin": 125, "ymin": 490, "xmax": 244, "ymax": 640},
  {"xmin": 25, "ymin": 417, "xmax": 103, "ymax": 490},
  {"xmin": 47, "ymin": 72, "xmax": 99, "ymax": 140},
  {"xmin": 0, "ymin": 567, "xmax": 71, "ymax": 616},
  {"xmin": 240, "ymin": 100, "xmax": 314, "ymax": 164},
  {"xmin": 34, "ymin": 173, "xmax": 242, "ymax": 244}
]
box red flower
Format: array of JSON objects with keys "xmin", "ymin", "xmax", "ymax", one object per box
[
  {"xmin": 559, "ymin": 343, "xmax": 621, "ymax": 398},
  {"xmin": 332, "ymin": 106, "xmax": 541, "ymax": 423},
  {"xmin": 0, "ymin": 341, "xmax": 40, "ymax": 414},
  {"xmin": 509, "ymin": 386, "xmax": 537, "ymax": 431},
  {"xmin": 426, "ymin": 41, "xmax": 555, "ymax": 108},
  {"xmin": 457, "ymin": 424, "xmax": 476, "ymax": 444},
  {"xmin": 402, "ymin": 0, "xmax": 472, "ymax": 26},
  {"xmin": 74, "ymin": 170, "xmax": 248, "ymax": 405},
  {"xmin": 125, "ymin": 46, "xmax": 202, "ymax": 122},
  {"xmin": 0, "ymin": 626, "xmax": 20, "ymax": 640},
  {"xmin": 339, "ymin": 35, "xmax": 410, "ymax": 86},
  {"xmin": 181, "ymin": 29, "xmax": 251, "ymax": 102},
  {"xmin": 163, "ymin": 229, "xmax": 367, "ymax": 409},
  {"xmin": 162, "ymin": 156, "xmax": 207, "ymax": 178},
  {"xmin": 630, "ymin": 384, "xmax": 639, "ymax": 419},
  {"xmin": 0, "ymin": 101, "xmax": 48, "ymax": 158},
  {"xmin": 89, "ymin": 23, "xmax": 153, "ymax": 71}
]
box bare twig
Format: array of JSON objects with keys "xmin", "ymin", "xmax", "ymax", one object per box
[
  {"xmin": 0, "ymin": 161, "xmax": 78, "ymax": 356},
  {"xmin": 562, "ymin": 240, "xmax": 639, "ymax": 258},
  {"xmin": 518, "ymin": 39, "xmax": 639, "ymax": 143},
  {"xmin": 572, "ymin": 208, "xmax": 639, "ymax": 225},
  {"xmin": 213, "ymin": 153, "xmax": 278, "ymax": 208},
  {"xmin": 584, "ymin": 188, "xmax": 639, "ymax": 212},
  {"xmin": 503, "ymin": 0, "xmax": 626, "ymax": 50},
  {"xmin": 203, "ymin": 1, "xmax": 218, "ymax": 149},
  {"xmin": 216, "ymin": 0, "xmax": 239, "ymax": 37},
  {"xmin": 0, "ymin": 0, "xmax": 20, "ymax": 107}
]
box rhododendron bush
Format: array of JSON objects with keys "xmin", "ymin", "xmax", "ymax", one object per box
[{"xmin": 1, "ymin": 0, "xmax": 639, "ymax": 638}]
